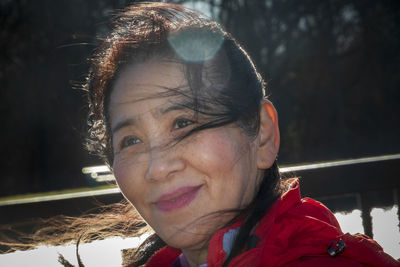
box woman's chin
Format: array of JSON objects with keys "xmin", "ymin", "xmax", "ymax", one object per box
[
  {"xmin": 163, "ymin": 232, "xmax": 210, "ymax": 252},
  {"xmin": 157, "ymin": 213, "xmax": 234, "ymax": 251}
]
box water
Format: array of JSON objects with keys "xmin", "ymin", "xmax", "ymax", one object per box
[
  {"xmin": 334, "ymin": 206, "xmax": 400, "ymax": 259},
  {"xmin": 371, "ymin": 206, "xmax": 400, "ymax": 259}
]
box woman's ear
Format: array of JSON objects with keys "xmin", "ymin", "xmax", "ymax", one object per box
[{"xmin": 256, "ymin": 100, "xmax": 280, "ymax": 169}]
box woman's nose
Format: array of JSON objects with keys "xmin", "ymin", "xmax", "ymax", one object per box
[{"xmin": 145, "ymin": 146, "xmax": 185, "ymax": 181}]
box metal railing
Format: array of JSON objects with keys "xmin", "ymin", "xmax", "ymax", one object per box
[{"xmin": 1, "ymin": 153, "xmax": 400, "ymax": 239}]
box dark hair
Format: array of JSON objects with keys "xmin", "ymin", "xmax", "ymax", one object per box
[{"xmin": 85, "ymin": 3, "xmax": 282, "ymax": 266}]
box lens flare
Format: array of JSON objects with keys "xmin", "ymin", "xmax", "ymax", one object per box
[{"xmin": 168, "ymin": 30, "xmax": 224, "ymax": 63}]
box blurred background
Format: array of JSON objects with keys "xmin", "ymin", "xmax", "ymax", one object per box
[{"xmin": 1, "ymin": 0, "xmax": 399, "ymax": 196}]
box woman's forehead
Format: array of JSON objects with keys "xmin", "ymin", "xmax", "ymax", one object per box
[
  {"xmin": 109, "ymin": 62, "xmax": 190, "ymax": 113},
  {"xmin": 112, "ymin": 61, "xmax": 188, "ymax": 98},
  {"xmin": 108, "ymin": 61, "xmax": 194, "ymax": 119},
  {"xmin": 108, "ymin": 59, "xmax": 225, "ymax": 122}
]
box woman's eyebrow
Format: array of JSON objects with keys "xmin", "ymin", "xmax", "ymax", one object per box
[
  {"xmin": 157, "ymin": 104, "xmax": 189, "ymax": 116},
  {"xmin": 112, "ymin": 118, "xmax": 136, "ymax": 133},
  {"xmin": 112, "ymin": 104, "xmax": 191, "ymax": 133}
]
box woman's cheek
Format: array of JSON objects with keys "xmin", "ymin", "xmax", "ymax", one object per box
[
  {"xmin": 113, "ymin": 165, "xmax": 130, "ymax": 196},
  {"xmin": 113, "ymin": 155, "xmax": 142, "ymax": 194},
  {"xmin": 193, "ymin": 130, "xmax": 240, "ymax": 167}
]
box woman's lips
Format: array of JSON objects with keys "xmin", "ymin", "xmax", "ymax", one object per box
[{"xmin": 155, "ymin": 185, "xmax": 202, "ymax": 212}]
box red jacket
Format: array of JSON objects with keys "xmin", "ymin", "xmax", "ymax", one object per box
[{"xmin": 146, "ymin": 179, "xmax": 400, "ymax": 266}]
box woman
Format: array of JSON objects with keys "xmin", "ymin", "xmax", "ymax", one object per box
[{"xmin": 83, "ymin": 2, "xmax": 398, "ymax": 267}]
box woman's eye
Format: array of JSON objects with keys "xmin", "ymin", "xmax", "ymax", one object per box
[
  {"xmin": 173, "ymin": 118, "xmax": 194, "ymax": 129},
  {"xmin": 120, "ymin": 136, "xmax": 141, "ymax": 149}
]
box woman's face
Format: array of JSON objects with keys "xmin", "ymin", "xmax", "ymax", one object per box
[{"xmin": 109, "ymin": 61, "xmax": 267, "ymax": 251}]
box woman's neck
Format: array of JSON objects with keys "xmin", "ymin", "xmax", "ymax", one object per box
[{"xmin": 182, "ymin": 247, "xmax": 208, "ymax": 267}]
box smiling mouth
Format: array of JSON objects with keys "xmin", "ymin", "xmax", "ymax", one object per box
[{"xmin": 155, "ymin": 185, "xmax": 202, "ymax": 212}]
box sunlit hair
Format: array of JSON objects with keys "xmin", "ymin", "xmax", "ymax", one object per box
[
  {"xmin": 86, "ymin": 3, "xmax": 265, "ymax": 163},
  {"xmin": 84, "ymin": 2, "xmax": 282, "ymax": 266}
]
